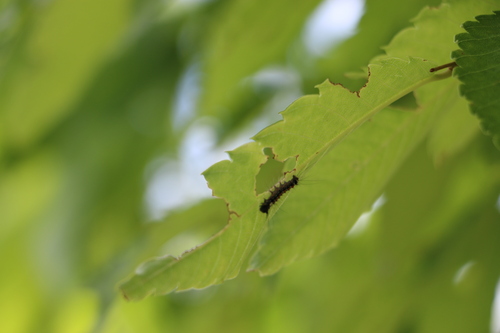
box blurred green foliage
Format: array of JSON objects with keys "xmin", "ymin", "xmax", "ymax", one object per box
[{"xmin": 0, "ymin": 0, "xmax": 499, "ymax": 332}]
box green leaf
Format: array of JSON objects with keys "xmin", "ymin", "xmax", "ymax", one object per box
[
  {"xmin": 452, "ymin": 11, "xmax": 500, "ymax": 149},
  {"xmin": 119, "ymin": 58, "xmax": 442, "ymax": 300},
  {"xmin": 119, "ymin": 0, "xmax": 500, "ymax": 300}
]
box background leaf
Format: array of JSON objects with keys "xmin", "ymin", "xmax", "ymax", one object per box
[{"xmin": 200, "ymin": 0, "xmax": 323, "ymax": 133}]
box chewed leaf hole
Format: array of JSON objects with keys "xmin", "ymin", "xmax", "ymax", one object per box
[{"xmin": 255, "ymin": 148, "xmax": 296, "ymax": 195}]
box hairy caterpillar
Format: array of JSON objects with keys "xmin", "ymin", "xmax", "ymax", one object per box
[{"xmin": 260, "ymin": 175, "xmax": 299, "ymax": 214}]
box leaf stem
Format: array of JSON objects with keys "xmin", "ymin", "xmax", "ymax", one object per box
[{"xmin": 430, "ymin": 62, "xmax": 457, "ymax": 72}]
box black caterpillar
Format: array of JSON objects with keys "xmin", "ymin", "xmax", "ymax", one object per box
[{"xmin": 260, "ymin": 175, "xmax": 299, "ymax": 214}]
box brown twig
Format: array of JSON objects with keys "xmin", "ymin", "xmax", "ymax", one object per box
[{"xmin": 430, "ymin": 61, "xmax": 457, "ymax": 72}]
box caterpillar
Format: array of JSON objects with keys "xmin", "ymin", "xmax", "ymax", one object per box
[{"xmin": 260, "ymin": 175, "xmax": 299, "ymax": 214}]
